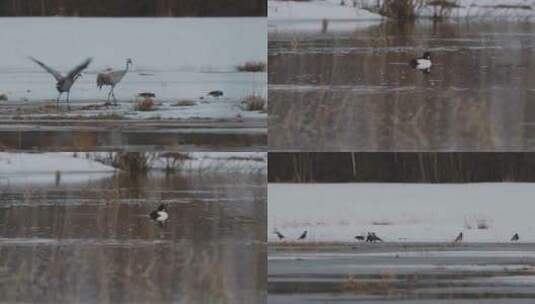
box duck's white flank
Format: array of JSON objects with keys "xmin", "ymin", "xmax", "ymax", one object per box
[
  {"xmin": 157, "ymin": 211, "xmax": 168, "ymax": 222},
  {"xmin": 416, "ymin": 58, "xmax": 432, "ymax": 69}
]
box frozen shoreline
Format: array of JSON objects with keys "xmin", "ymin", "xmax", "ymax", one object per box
[
  {"xmin": 269, "ymin": 0, "xmax": 535, "ymax": 22},
  {"xmin": 0, "ymin": 152, "xmax": 266, "ymax": 185},
  {"xmin": 269, "ymin": 0, "xmax": 383, "ymax": 21},
  {"xmin": 268, "ymin": 183, "xmax": 535, "ymax": 243},
  {"xmin": 0, "ymin": 152, "xmax": 116, "ymax": 184}
]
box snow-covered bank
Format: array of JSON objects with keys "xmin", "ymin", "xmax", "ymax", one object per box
[
  {"xmin": 268, "ymin": 183, "xmax": 535, "ymax": 243},
  {"xmin": 269, "ymin": 0, "xmax": 382, "ymax": 20},
  {"xmin": 419, "ymin": 0, "xmax": 535, "ymax": 19},
  {"xmin": 0, "ymin": 152, "xmax": 266, "ymax": 185},
  {"xmin": 150, "ymin": 152, "xmax": 267, "ymax": 173},
  {"xmin": 0, "ymin": 152, "xmax": 116, "ymax": 184},
  {"xmin": 269, "ymin": 0, "xmax": 535, "ymax": 23}
]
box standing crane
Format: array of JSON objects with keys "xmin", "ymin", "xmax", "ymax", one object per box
[
  {"xmin": 96, "ymin": 58, "xmax": 133, "ymax": 105},
  {"xmin": 29, "ymin": 57, "xmax": 92, "ymax": 108}
]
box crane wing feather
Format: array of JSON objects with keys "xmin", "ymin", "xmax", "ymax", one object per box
[
  {"xmin": 67, "ymin": 57, "xmax": 92, "ymax": 80},
  {"xmin": 28, "ymin": 57, "xmax": 63, "ymax": 81}
]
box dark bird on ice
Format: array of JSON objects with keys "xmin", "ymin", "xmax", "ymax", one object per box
[
  {"xmin": 298, "ymin": 230, "xmax": 307, "ymax": 240},
  {"xmin": 149, "ymin": 203, "xmax": 169, "ymax": 225},
  {"xmin": 454, "ymin": 232, "xmax": 463, "ymax": 242},
  {"xmin": 366, "ymin": 232, "xmax": 383, "ymax": 242},
  {"xmin": 273, "ymin": 229, "xmax": 285, "ymax": 240},
  {"xmin": 96, "ymin": 58, "xmax": 133, "ymax": 105},
  {"xmin": 29, "ymin": 56, "xmax": 92, "ymax": 108},
  {"xmin": 511, "ymin": 233, "xmax": 519, "ymax": 241},
  {"xmin": 208, "ymin": 90, "xmax": 223, "ymax": 98},
  {"xmin": 354, "ymin": 235, "xmax": 365, "ymax": 241}
]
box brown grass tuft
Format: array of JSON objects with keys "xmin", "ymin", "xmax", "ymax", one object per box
[
  {"xmin": 174, "ymin": 99, "xmax": 197, "ymax": 107},
  {"xmin": 135, "ymin": 98, "xmax": 157, "ymax": 111},
  {"xmin": 241, "ymin": 94, "xmax": 266, "ymax": 112},
  {"xmin": 236, "ymin": 61, "xmax": 266, "ymax": 72}
]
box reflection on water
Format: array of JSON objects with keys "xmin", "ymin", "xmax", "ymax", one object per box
[
  {"xmin": 0, "ymin": 172, "xmax": 266, "ymax": 303},
  {"xmin": 269, "ymin": 243, "xmax": 535, "ymax": 303},
  {"xmin": 269, "ymin": 21, "xmax": 535, "ymax": 151}
]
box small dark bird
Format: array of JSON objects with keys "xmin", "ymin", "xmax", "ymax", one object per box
[
  {"xmin": 149, "ymin": 204, "xmax": 169, "ymax": 225},
  {"xmin": 298, "ymin": 230, "xmax": 307, "ymax": 240},
  {"xmin": 366, "ymin": 232, "xmax": 383, "ymax": 242},
  {"xmin": 454, "ymin": 232, "xmax": 463, "ymax": 242},
  {"xmin": 208, "ymin": 90, "xmax": 223, "ymax": 98},
  {"xmin": 29, "ymin": 56, "xmax": 92, "ymax": 108},
  {"xmin": 354, "ymin": 235, "xmax": 365, "ymax": 241},
  {"xmin": 273, "ymin": 229, "xmax": 285, "ymax": 240},
  {"xmin": 137, "ymin": 92, "xmax": 156, "ymax": 98},
  {"xmin": 511, "ymin": 233, "xmax": 519, "ymax": 241},
  {"xmin": 409, "ymin": 52, "xmax": 432, "ymax": 73}
]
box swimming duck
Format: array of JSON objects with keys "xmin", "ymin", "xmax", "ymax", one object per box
[
  {"xmin": 150, "ymin": 203, "xmax": 168, "ymax": 224},
  {"xmin": 409, "ymin": 52, "xmax": 432, "ymax": 71}
]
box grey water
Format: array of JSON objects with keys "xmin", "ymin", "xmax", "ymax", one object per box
[
  {"xmin": 0, "ymin": 171, "xmax": 266, "ymax": 303},
  {"xmin": 269, "ymin": 20, "xmax": 535, "ymax": 151},
  {"xmin": 269, "ymin": 242, "xmax": 535, "ymax": 303}
]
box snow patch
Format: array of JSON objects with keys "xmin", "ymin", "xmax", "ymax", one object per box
[
  {"xmin": 269, "ymin": 0, "xmax": 383, "ymax": 21},
  {"xmin": 269, "ymin": 183, "xmax": 535, "ymax": 243},
  {"xmin": 0, "ymin": 152, "xmax": 115, "ymax": 184}
]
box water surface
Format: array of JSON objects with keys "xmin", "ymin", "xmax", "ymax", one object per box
[
  {"xmin": 0, "ymin": 172, "xmax": 266, "ymax": 303},
  {"xmin": 269, "ymin": 20, "xmax": 535, "ymax": 151},
  {"xmin": 269, "ymin": 242, "xmax": 535, "ymax": 303}
]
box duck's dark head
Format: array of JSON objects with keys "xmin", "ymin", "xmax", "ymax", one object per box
[
  {"xmin": 422, "ymin": 52, "xmax": 431, "ymax": 60},
  {"xmin": 158, "ymin": 204, "xmax": 167, "ymax": 211}
]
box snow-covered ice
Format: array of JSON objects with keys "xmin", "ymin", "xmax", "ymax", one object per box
[
  {"xmin": 269, "ymin": 0, "xmax": 535, "ymax": 22},
  {"xmin": 268, "ymin": 183, "xmax": 535, "ymax": 243},
  {"xmin": 424, "ymin": 0, "xmax": 535, "ymax": 19},
  {"xmin": 148, "ymin": 152, "xmax": 267, "ymax": 173},
  {"xmin": 269, "ymin": 0, "xmax": 382, "ymax": 20},
  {"xmin": 0, "ymin": 152, "xmax": 266, "ymax": 185},
  {"xmin": 0, "ymin": 152, "xmax": 116, "ymax": 184},
  {"xmin": 0, "ymin": 17, "xmax": 266, "ymax": 119}
]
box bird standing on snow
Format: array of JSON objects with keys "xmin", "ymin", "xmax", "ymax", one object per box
[
  {"xmin": 208, "ymin": 90, "xmax": 223, "ymax": 98},
  {"xmin": 96, "ymin": 58, "xmax": 133, "ymax": 105},
  {"xmin": 150, "ymin": 203, "xmax": 168, "ymax": 225},
  {"xmin": 409, "ymin": 52, "xmax": 432, "ymax": 73},
  {"xmin": 454, "ymin": 232, "xmax": 463, "ymax": 242},
  {"xmin": 298, "ymin": 230, "xmax": 307, "ymax": 240},
  {"xmin": 366, "ymin": 232, "xmax": 383, "ymax": 242},
  {"xmin": 273, "ymin": 229, "xmax": 285, "ymax": 240},
  {"xmin": 511, "ymin": 233, "xmax": 520, "ymax": 241},
  {"xmin": 29, "ymin": 57, "xmax": 92, "ymax": 108}
]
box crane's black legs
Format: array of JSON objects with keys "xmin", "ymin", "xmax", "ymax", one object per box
[
  {"xmin": 110, "ymin": 86, "xmax": 117, "ymax": 106},
  {"xmin": 56, "ymin": 92, "xmax": 61, "ymax": 108},
  {"xmin": 66, "ymin": 91, "xmax": 71, "ymax": 111}
]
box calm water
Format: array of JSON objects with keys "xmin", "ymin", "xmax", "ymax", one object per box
[
  {"xmin": 0, "ymin": 119, "xmax": 266, "ymax": 152},
  {"xmin": 269, "ymin": 243, "xmax": 535, "ymax": 303},
  {"xmin": 269, "ymin": 21, "xmax": 535, "ymax": 151},
  {"xmin": 0, "ymin": 172, "xmax": 266, "ymax": 303}
]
